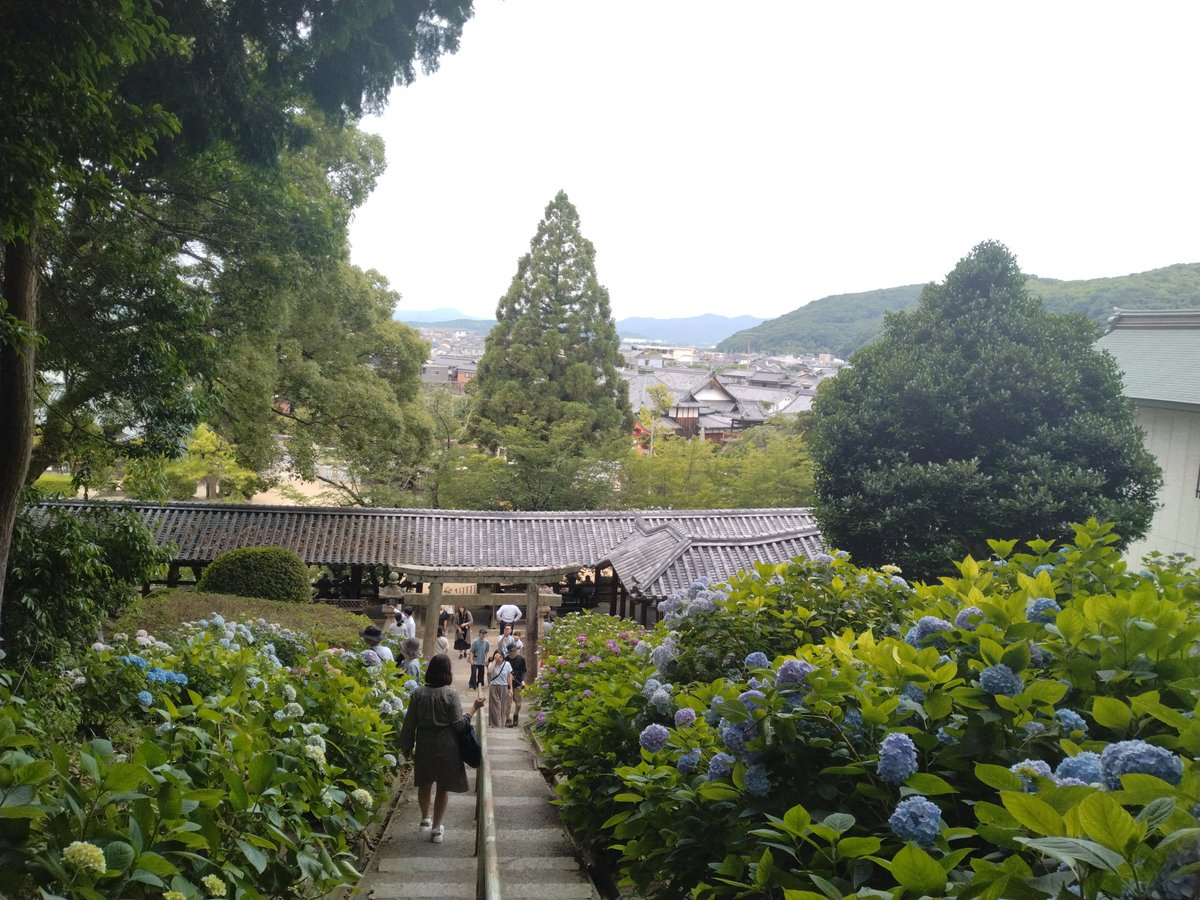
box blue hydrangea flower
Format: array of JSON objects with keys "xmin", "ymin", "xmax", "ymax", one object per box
[
  {"xmin": 935, "ymin": 727, "xmax": 955, "ymax": 745},
  {"xmin": 211, "ymin": 614, "xmax": 225, "ymax": 627},
  {"xmin": 877, "ymin": 733, "xmax": 918, "ymax": 784},
  {"xmin": 674, "ymin": 708, "xmax": 696, "ymax": 728},
  {"xmin": 814, "ymin": 552, "xmax": 834, "ymax": 564},
  {"xmin": 889, "ymin": 796, "xmax": 943, "ymax": 847},
  {"xmin": 703, "ymin": 695, "xmax": 723, "ymax": 725},
  {"xmin": 1026, "ymin": 597, "xmax": 1060, "ymax": 624},
  {"xmin": 890, "ymin": 575, "xmax": 910, "ymax": 589},
  {"xmin": 1029, "ymin": 643, "xmax": 1049, "ymax": 668},
  {"xmin": 1054, "ymin": 709, "xmax": 1088, "ymax": 734},
  {"xmin": 744, "ymin": 763, "xmax": 771, "ymax": 798},
  {"xmin": 1055, "ymin": 752, "xmax": 1102, "ymax": 785},
  {"xmin": 121, "ymin": 655, "xmax": 149, "ymax": 669},
  {"xmin": 904, "ymin": 616, "xmax": 953, "ymax": 649},
  {"xmin": 1010, "ymin": 759, "xmax": 1053, "ymax": 791},
  {"xmin": 1100, "ymin": 740, "xmax": 1183, "ymax": 789},
  {"xmin": 633, "ymin": 640, "xmax": 650, "ymax": 657},
  {"xmin": 842, "ymin": 708, "xmax": 865, "ymax": 737},
  {"xmin": 720, "ymin": 719, "xmax": 756, "ymax": 754},
  {"xmin": 738, "ymin": 690, "xmax": 766, "ymax": 710},
  {"xmin": 1023, "ymin": 721, "xmax": 1046, "ymax": 736},
  {"xmin": 136, "ymin": 690, "xmax": 153, "ymax": 706},
  {"xmin": 776, "ymin": 659, "xmax": 816, "ymax": 686},
  {"xmin": 1032, "ymin": 564, "xmax": 1055, "ymax": 576},
  {"xmin": 639, "ymin": 723, "xmax": 670, "ymax": 754},
  {"xmin": 980, "ymin": 664, "xmax": 1023, "ymax": 697},
  {"xmin": 641, "ymin": 678, "xmax": 662, "ymax": 699},
  {"xmin": 955, "ymin": 606, "xmax": 984, "ymax": 630},
  {"xmin": 650, "ymin": 688, "xmax": 673, "ymax": 715},
  {"xmin": 744, "ymin": 651, "xmax": 770, "ymax": 669},
  {"xmin": 1056, "ymin": 777, "xmax": 1088, "ymax": 787},
  {"xmin": 707, "ymin": 752, "xmax": 734, "ymax": 781},
  {"xmin": 676, "ymin": 749, "xmax": 700, "ymax": 775},
  {"xmin": 900, "ymin": 683, "xmax": 926, "ymax": 705}
]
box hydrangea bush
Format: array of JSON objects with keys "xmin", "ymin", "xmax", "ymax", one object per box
[
  {"xmin": 0, "ymin": 614, "xmax": 411, "ymax": 898},
  {"xmin": 532, "ymin": 521, "xmax": 1200, "ymax": 899}
]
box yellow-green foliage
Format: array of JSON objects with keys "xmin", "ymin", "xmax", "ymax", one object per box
[
  {"xmin": 32, "ymin": 474, "xmax": 74, "ymax": 495},
  {"xmin": 116, "ymin": 589, "xmax": 368, "ymax": 649}
]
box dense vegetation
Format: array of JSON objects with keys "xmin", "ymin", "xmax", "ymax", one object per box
[
  {"xmin": 719, "ymin": 262, "xmax": 1200, "ymax": 357},
  {"xmin": 532, "ymin": 521, "xmax": 1200, "ymax": 899},
  {"xmin": 195, "ymin": 548, "xmax": 313, "ymax": 604},
  {"xmin": 811, "ymin": 242, "xmax": 1161, "ymax": 578}
]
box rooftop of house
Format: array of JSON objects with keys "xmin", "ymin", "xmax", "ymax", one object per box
[{"xmin": 1097, "ymin": 308, "xmax": 1200, "ymax": 409}]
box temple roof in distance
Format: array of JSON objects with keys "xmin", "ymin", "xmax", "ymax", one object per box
[{"xmin": 40, "ymin": 501, "xmax": 824, "ymax": 599}]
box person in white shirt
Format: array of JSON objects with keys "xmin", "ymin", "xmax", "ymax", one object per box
[
  {"xmin": 495, "ymin": 602, "xmax": 522, "ymax": 632},
  {"xmin": 399, "ymin": 606, "xmax": 417, "ymax": 640}
]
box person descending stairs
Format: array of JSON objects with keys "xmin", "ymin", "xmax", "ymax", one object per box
[{"xmin": 348, "ymin": 653, "xmax": 598, "ymax": 899}]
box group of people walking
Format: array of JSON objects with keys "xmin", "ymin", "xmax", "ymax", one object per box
[{"xmin": 392, "ymin": 605, "xmax": 537, "ymax": 845}]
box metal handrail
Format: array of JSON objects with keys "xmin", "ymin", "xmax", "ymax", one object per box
[{"xmin": 475, "ymin": 704, "xmax": 501, "ymax": 900}]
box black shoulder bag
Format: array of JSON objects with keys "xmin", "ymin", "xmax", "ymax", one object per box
[{"xmin": 459, "ymin": 714, "xmax": 482, "ymax": 768}]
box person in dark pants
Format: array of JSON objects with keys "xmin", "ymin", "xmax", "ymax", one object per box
[
  {"xmin": 468, "ymin": 628, "xmax": 489, "ymax": 690},
  {"xmin": 505, "ymin": 641, "xmax": 527, "ymax": 727}
]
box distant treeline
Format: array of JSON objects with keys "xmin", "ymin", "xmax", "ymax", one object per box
[{"xmin": 718, "ymin": 262, "xmax": 1200, "ymax": 357}]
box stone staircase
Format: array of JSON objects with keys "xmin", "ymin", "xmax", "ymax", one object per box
[{"xmin": 348, "ymin": 657, "xmax": 598, "ymax": 899}]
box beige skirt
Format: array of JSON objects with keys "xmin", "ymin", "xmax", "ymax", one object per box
[{"xmin": 487, "ymin": 683, "xmax": 510, "ymax": 728}]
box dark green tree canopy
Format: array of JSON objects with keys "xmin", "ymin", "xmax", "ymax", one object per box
[
  {"xmin": 810, "ymin": 241, "xmax": 1162, "ymax": 577},
  {"xmin": 469, "ymin": 191, "xmax": 632, "ymax": 448}
]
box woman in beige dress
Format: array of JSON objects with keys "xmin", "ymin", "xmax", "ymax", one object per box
[
  {"xmin": 398, "ymin": 654, "xmax": 485, "ymax": 843},
  {"xmin": 486, "ymin": 649, "xmax": 513, "ymax": 729}
]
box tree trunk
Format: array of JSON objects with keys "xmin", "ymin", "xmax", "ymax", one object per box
[{"xmin": 0, "ymin": 238, "xmax": 39, "ymax": 627}]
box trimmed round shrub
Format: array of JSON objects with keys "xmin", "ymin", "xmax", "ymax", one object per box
[{"xmin": 196, "ymin": 547, "xmax": 311, "ymax": 603}]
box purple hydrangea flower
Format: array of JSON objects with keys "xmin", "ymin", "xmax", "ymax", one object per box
[
  {"xmin": 980, "ymin": 664, "xmax": 1023, "ymax": 697},
  {"xmin": 1026, "ymin": 597, "xmax": 1061, "ymax": 623},
  {"xmin": 1010, "ymin": 758, "xmax": 1053, "ymax": 791},
  {"xmin": 582, "ymin": 689, "xmax": 593, "ymax": 698},
  {"xmin": 889, "ymin": 796, "xmax": 942, "ymax": 847},
  {"xmin": 744, "ymin": 651, "xmax": 770, "ymax": 669},
  {"xmin": 1056, "ymin": 777, "xmax": 1088, "ymax": 787},
  {"xmin": 535, "ymin": 712, "xmax": 547, "ymax": 728},
  {"xmin": 1055, "ymin": 751, "xmax": 1102, "ymax": 785},
  {"xmin": 707, "ymin": 752, "xmax": 735, "ymax": 781},
  {"xmin": 639, "ymin": 723, "xmax": 670, "ymax": 754},
  {"xmin": 1100, "ymin": 740, "xmax": 1183, "ymax": 790},
  {"xmin": 777, "ymin": 659, "xmax": 816, "ymax": 686},
  {"xmin": 676, "ymin": 749, "xmax": 700, "ymax": 775},
  {"xmin": 674, "ymin": 707, "xmax": 696, "ymax": 727},
  {"xmin": 877, "ymin": 732, "xmax": 918, "ymax": 784},
  {"xmin": 904, "ymin": 616, "xmax": 953, "ymax": 649},
  {"xmin": 1054, "ymin": 709, "xmax": 1088, "ymax": 734},
  {"xmin": 955, "ymin": 606, "xmax": 984, "ymax": 630},
  {"xmin": 744, "ymin": 763, "xmax": 771, "ymax": 798}
]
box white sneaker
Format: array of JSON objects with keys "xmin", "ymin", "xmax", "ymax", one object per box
[
  {"xmin": 418, "ymin": 817, "xmax": 432, "ymax": 832},
  {"xmin": 430, "ymin": 825, "xmax": 444, "ymax": 844}
]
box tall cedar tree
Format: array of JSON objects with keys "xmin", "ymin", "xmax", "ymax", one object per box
[
  {"xmin": 470, "ymin": 191, "xmax": 632, "ymax": 448},
  {"xmin": 810, "ymin": 241, "xmax": 1161, "ymax": 578}
]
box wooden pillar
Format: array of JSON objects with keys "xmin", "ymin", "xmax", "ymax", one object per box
[
  {"xmin": 423, "ymin": 581, "xmax": 442, "ymax": 658},
  {"xmin": 350, "ymin": 564, "xmax": 363, "ymax": 599},
  {"xmin": 619, "ymin": 584, "xmax": 628, "ymax": 620},
  {"xmin": 167, "ymin": 562, "xmax": 180, "ymax": 588},
  {"xmin": 524, "ymin": 583, "xmax": 540, "ymax": 681}
]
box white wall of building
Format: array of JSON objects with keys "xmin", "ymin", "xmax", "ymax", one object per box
[{"xmin": 1124, "ymin": 404, "xmax": 1200, "ymax": 564}]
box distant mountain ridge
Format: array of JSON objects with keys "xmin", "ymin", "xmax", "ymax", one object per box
[
  {"xmin": 717, "ymin": 263, "xmax": 1200, "ymax": 358},
  {"xmin": 393, "ymin": 309, "xmax": 766, "ymax": 346},
  {"xmin": 616, "ymin": 313, "xmax": 764, "ymax": 346}
]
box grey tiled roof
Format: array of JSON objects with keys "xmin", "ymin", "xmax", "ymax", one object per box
[
  {"xmin": 1097, "ymin": 309, "xmax": 1200, "ymax": 408},
  {"xmin": 39, "ymin": 502, "xmax": 823, "ymax": 599}
]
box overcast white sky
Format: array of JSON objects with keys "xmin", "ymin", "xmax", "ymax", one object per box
[{"xmin": 348, "ymin": 1, "xmax": 1200, "ymax": 322}]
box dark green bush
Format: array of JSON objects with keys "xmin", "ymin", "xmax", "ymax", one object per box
[{"xmin": 195, "ymin": 546, "xmax": 311, "ymax": 602}]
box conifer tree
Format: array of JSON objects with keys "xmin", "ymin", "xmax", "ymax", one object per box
[{"xmin": 470, "ymin": 191, "xmax": 631, "ymax": 448}]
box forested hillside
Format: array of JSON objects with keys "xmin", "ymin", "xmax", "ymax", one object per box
[{"xmin": 718, "ymin": 262, "xmax": 1200, "ymax": 357}]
